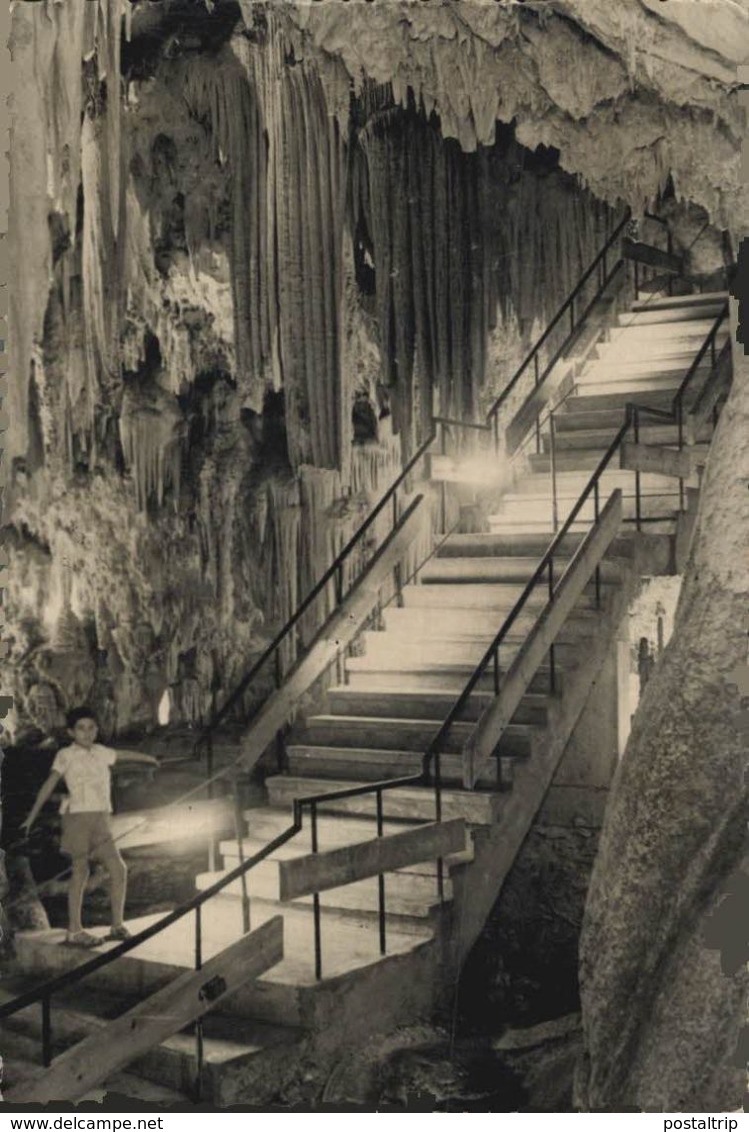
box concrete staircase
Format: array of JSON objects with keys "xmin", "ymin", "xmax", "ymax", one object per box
[{"xmin": 2, "ymin": 290, "xmax": 729, "ymax": 1104}]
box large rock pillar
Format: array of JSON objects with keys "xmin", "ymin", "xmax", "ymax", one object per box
[{"xmin": 575, "ymin": 293, "xmax": 749, "ymax": 1111}]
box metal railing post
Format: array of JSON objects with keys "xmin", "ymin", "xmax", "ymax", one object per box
[
  {"xmin": 376, "ymin": 789, "xmax": 386, "ymax": 956},
  {"xmin": 677, "ymin": 397, "xmax": 685, "ymax": 511},
  {"xmin": 548, "ymin": 558, "xmax": 556, "ymax": 693},
  {"xmin": 493, "ymin": 646, "xmax": 500, "ymax": 695},
  {"xmin": 433, "ymin": 752, "xmax": 444, "ymax": 901},
  {"xmin": 550, "ymin": 410, "xmax": 559, "ymax": 532},
  {"xmin": 393, "ymin": 561, "xmax": 403, "ymax": 608},
  {"xmin": 667, "ymin": 230, "xmax": 674, "ymax": 297},
  {"xmin": 594, "ymin": 481, "xmax": 602, "ymax": 609},
  {"xmin": 194, "ymin": 904, "xmax": 204, "ymax": 1102},
  {"xmin": 311, "ymin": 803, "xmax": 322, "ymax": 981},
  {"xmin": 206, "ymin": 733, "xmax": 216, "ymax": 874},
  {"xmin": 232, "ymin": 775, "xmax": 251, "ymax": 935},
  {"xmin": 41, "ymin": 995, "xmax": 52, "ymax": 1067},
  {"xmin": 633, "ymin": 406, "xmax": 642, "ymax": 531}
]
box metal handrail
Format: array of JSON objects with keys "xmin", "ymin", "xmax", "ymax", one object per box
[
  {"xmin": 0, "ymin": 214, "xmax": 638, "ymax": 1022},
  {"xmin": 420, "ymin": 299, "xmax": 732, "ymax": 787},
  {"xmin": 423, "ymin": 416, "xmax": 631, "ymax": 756},
  {"xmin": 6, "ymin": 235, "xmax": 726, "ymax": 1095},
  {"xmin": 8, "ymin": 305, "xmax": 728, "ymax": 1052},
  {"xmin": 196, "ymin": 210, "xmax": 634, "ymax": 759},
  {"xmin": 674, "ymin": 303, "xmax": 729, "ymax": 412},
  {"xmin": 0, "ymin": 827, "xmax": 299, "ymax": 1024},
  {"xmin": 194, "ymin": 429, "xmax": 437, "ymax": 750}
]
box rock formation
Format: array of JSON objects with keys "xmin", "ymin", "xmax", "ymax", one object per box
[
  {"xmin": 4, "ymin": 0, "xmax": 747, "ymax": 1110},
  {"xmin": 576, "ymin": 306, "xmax": 748, "ymax": 1111}
]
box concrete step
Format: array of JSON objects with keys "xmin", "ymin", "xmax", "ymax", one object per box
[
  {"xmin": 596, "ymin": 330, "xmax": 729, "ymax": 363},
  {"xmin": 489, "ymin": 493, "xmax": 680, "ymax": 530},
  {"xmin": 616, "ymin": 303, "xmax": 726, "ymax": 327},
  {"xmin": 530, "ymin": 444, "xmax": 708, "ymax": 475},
  {"xmin": 284, "ymin": 744, "xmax": 511, "ymax": 791},
  {"xmin": 198, "ymin": 888, "xmax": 440, "ymax": 939},
  {"xmin": 0, "ymin": 1048, "xmax": 191, "ymax": 1106},
  {"xmin": 630, "ymin": 290, "xmax": 727, "ymax": 312},
  {"xmin": 416, "ymin": 557, "xmax": 626, "ymax": 586},
  {"xmin": 512, "ymin": 468, "xmax": 682, "ymax": 497},
  {"xmin": 581, "ymin": 356, "xmax": 714, "ymax": 382},
  {"xmin": 552, "ymin": 403, "xmax": 696, "ymax": 432},
  {"xmin": 217, "ymin": 833, "xmax": 463, "ymax": 884},
  {"xmin": 326, "ymin": 685, "xmax": 549, "ymax": 726},
  {"xmin": 225, "ymin": 824, "xmax": 475, "ymax": 872},
  {"xmin": 196, "ymin": 858, "xmax": 450, "ymax": 912},
  {"xmin": 360, "ymin": 632, "xmax": 589, "ymax": 669},
  {"xmin": 0, "ymin": 982, "xmax": 298, "ymax": 1107},
  {"xmin": 291, "ymin": 713, "xmax": 533, "ymax": 756},
  {"xmin": 566, "ymin": 388, "xmax": 677, "ymax": 415},
  {"xmin": 548, "ymin": 422, "xmax": 712, "ymax": 451},
  {"xmin": 402, "ymin": 579, "xmax": 587, "ymax": 609},
  {"xmin": 265, "ymin": 775, "xmax": 502, "ymax": 826},
  {"xmin": 381, "ymin": 604, "xmax": 598, "ymax": 639},
  {"xmin": 13, "ymin": 904, "xmax": 430, "ymax": 1028},
  {"xmin": 608, "ymin": 315, "xmax": 728, "ymax": 340},
  {"xmin": 241, "ymin": 806, "xmax": 423, "ymax": 850},
  {"xmin": 436, "ymin": 530, "xmax": 635, "ymax": 561},
  {"xmin": 571, "ymin": 375, "xmax": 684, "ymax": 400},
  {"xmin": 213, "ymin": 841, "xmax": 457, "ymax": 898},
  {"xmin": 344, "ymin": 661, "xmax": 562, "ymax": 696},
  {"xmin": 529, "ymin": 448, "xmax": 609, "ymax": 473}
]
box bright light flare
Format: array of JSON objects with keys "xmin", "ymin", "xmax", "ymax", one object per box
[
  {"xmin": 431, "ymin": 453, "xmax": 507, "ymax": 486},
  {"xmin": 157, "ymin": 688, "xmax": 171, "ymax": 726}
]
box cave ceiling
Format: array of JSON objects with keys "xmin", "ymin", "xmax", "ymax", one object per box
[{"xmin": 129, "ymin": 0, "xmax": 749, "ymax": 235}]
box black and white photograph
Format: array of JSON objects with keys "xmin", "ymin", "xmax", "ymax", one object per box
[{"xmin": 1, "ymin": 0, "xmax": 747, "ymax": 1116}]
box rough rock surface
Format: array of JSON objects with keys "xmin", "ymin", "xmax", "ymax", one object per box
[
  {"xmin": 287, "ymin": 0, "xmax": 748, "ymax": 233},
  {"xmin": 576, "ymin": 312, "xmax": 749, "ymax": 1111}
]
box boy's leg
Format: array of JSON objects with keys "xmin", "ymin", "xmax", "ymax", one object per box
[
  {"xmin": 61, "ymin": 815, "xmax": 90, "ymax": 934},
  {"xmin": 93, "ymin": 817, "xmax": 128, "ymax": 929},
  {"xmin": 68, "ymin": 857, "xmax": 90, "ymax": 934}
]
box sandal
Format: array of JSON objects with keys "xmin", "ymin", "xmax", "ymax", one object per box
[
  {"xmin": 104, "ymin": 925, "xmax": 131, "ymax": 942},
  {"xmin": 63, "ymin": 930, "xmax": 99, "ymax": 949}
]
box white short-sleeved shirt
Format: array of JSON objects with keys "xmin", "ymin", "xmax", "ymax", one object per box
[{"xmin": 51, "ymin": 743, "xmax": 117, "ymax": 814}]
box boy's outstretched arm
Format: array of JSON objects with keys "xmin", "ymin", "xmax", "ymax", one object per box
[
  {"xmin": 22, "ymin": 772, "xmax": 62, "ymax": 834},
  {"xmin": 114, "ymin": 750, "xmax": 160, "ymax": 768}
]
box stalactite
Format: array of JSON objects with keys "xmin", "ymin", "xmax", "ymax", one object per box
[
  {"xmin": 119, "ymin": 389, "xmax": 184, "ymax": 511},
  {"xmin": 81, "ymin": 110, "xmax": 117, "ymax": 437},
  {"xmin": 264, "ymin": 478, "xmax": 301, "ymax": 675},
  {"xmin": 9, "ymin": 0, "xmax": 126, "ymax": 466},
  {"xmin": 182, "ymin": 20, "xmax": 348, "ymax": 472},
  {"xmin": 355, "ymin": 107, "xmax": 614, "ymax": 447}
]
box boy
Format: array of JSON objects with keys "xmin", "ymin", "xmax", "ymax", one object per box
[{"xmin": 21, "ymin": 706, "xmax": 159, "ymax": 948}]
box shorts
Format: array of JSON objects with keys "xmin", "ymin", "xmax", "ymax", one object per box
[{"xmin": 60, "ymin": 812, "xmax": 122, "ymax": 864}]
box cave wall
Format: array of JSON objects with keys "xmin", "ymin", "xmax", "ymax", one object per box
[
  {"xmin": 6, "ymin": 0, "xmax": 629, "ymax": 742},
  {"xmin": 575, "ymin": 304, "xmax": 748, "ymax": 1111}
]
